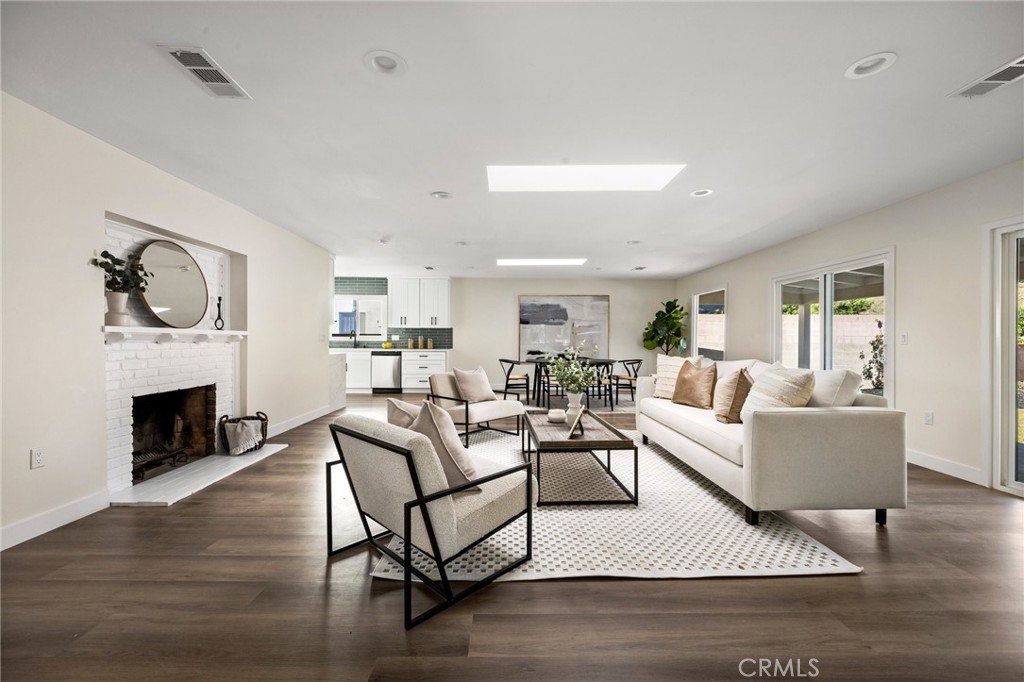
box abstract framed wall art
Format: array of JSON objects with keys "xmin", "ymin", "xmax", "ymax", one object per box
[{"xmin": 518, "ymin": 295, "xmax": 610, "ymax": 359}]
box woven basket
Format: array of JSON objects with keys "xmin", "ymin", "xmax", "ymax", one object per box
[{"xmin": 218, "ymin": 411, "xmax": 268, "ymax": 455}]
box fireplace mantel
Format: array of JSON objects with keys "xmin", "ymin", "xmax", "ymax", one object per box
[{"xmin": 103, "ymin": 326, "xmax": 248, "ymax": 344}]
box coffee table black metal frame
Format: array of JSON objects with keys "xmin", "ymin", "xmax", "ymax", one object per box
[{"xmin": 522, "ymin": 409, "xmax": 638, "ymax": 507}]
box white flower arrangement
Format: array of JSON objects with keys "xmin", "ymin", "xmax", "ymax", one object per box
[{"xmin": 548, "ymin": 345, "xmax": 597, "ymax": 394}]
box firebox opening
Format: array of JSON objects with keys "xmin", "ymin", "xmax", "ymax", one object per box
[{"xmin": 131, "ymin": 384, "xmax": 216, "ymax": 482}]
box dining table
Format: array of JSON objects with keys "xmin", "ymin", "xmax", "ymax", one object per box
[{"xmin": 523, "ymin": 355, "xmax": 618, "ymax": 407}]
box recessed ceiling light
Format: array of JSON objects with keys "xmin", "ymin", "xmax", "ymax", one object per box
[
  {"xmin": 424, "ymin": 266, "xmax": 435, "ymax": 271},
  {"xmin": 626, "ymin": 240, "xmax": 641, "ymax": 245},
  {"xmin": 430, "ymin": 191, "xmax": 451, "ymax": 199},
  {"xmin": 631, "ymin": 266, "xmax": 647, "ymax": 271},
  {"xmin": 454, "ymin": 241, "xmax": 467, "ymax": 247},
  {"xmin": 690, "ymin": 189, "xmax": 713, "ymax": 197},
  {"xmin": 844, "ymin": 52, "xmax": 897, "ymax": 79},
  {"xmin": 378, "ymin": 238, "xmax": 389, "ymax": 246},
  {"xmin": 487, "ymin": 164, "xmax": 685, "ymax": 192},
  {"xmin": 363, "ymin": 49, "xmax": 407, "ymax": 76},
  {"xmin": 496, "ymin": 258, "xmax": 588, "ymax": 266}
]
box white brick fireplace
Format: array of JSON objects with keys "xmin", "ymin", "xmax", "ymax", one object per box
[
  {"xmin": 102, "ymin": 218, "xmax": 245, "ymax": 494},
  {"xmin": 105, "ymin": 339, "xmax": 240, "ymax": 493}
]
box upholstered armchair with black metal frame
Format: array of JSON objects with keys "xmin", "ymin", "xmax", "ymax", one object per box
[
  {"xmin": 327, "ymin": 414, "xmax": 535, "ymax": 629},
  {"xmin": 428, "ymin": 372, "xmax": 525, "ymax": 447}
]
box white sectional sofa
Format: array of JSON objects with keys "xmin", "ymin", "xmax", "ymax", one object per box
[{"xmin": 636, "ymin": 358, "xmax": 907, "ymax": 525}]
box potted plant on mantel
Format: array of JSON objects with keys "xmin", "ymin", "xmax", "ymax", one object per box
[
  {"xmin": 643, "ymin": 298, "xmax": 689, "ymax": 355},
  {"xmin": 91, "ymin": 250, "xmax": 152, "ymax": 326}
]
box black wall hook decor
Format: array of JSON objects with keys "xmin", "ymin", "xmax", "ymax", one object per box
[{"xmin": 214, "ymin": 296, "xmax": 225, "ymax": 330}]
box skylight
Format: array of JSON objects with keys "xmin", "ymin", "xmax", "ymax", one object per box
[
  {"xmin": 487, "ymin": 164, "xmax": 685, "ymax": 192},
  {"xmin": 496, "ymin": 258, "xmax": 588, "ymax": 266}
]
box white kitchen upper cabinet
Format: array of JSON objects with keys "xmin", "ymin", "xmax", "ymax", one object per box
[
  {"xmin": 388, "ymin": 278, "xmax": 420, "ymax": 327},
  {"xmin": 419, "ymin": 279, "xmax": 450, "ymax": 328}
]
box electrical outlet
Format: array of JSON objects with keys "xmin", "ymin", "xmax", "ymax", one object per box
[
  {"xmin": 30, "ymin": 448, "xmax": 45, "ymax": 469},
  {"xmin": 923, "ymin": 411, "xmax": 934, "ymax": 426},
  {"xmin": 899, "ymin": 332, "xmax": 908, "ymax": 345},
  {"xmin": 391, "ymin": 335, "xmax": 399, "ymax": 341}
]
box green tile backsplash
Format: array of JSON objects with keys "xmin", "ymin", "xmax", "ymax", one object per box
[
  {"xmin": 330, "ymin": 327, "xmax": 452, "ymax": 349},
  {"xmin": 334, "ymin": 277, "xmax": 388, "ymax": 295}
]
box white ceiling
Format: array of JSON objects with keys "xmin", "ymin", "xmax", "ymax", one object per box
[{"xmin": 3, "ymin": 2, "xmax": 1022, "ymax": 279}]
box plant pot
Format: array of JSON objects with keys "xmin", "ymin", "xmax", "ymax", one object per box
[
  {"xmin": 105, "ymin": 291, "xmax": 130, "ymax": 327},
  {"xmin": 566, "ymin": 392, "xmax": 584, "ymax": 419}
]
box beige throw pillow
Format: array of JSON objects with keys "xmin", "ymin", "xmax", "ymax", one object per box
[
  {"xmin": 453, "ymin": 366, "xmax": 497, "ymax": 403},
  {"xmin": 409, "ymin": 401, "xmax": 479, "ymax": 490},
  {"xmin": 671, "ymin": 361, "xmax": 717, "ymax": 409},
  {"xmin": 740, "ymin": 368, "xmax": 816, "ymax": 423},
  {"xmin": 654, "ymin": 354, "xmax": 703, "ymax": 399},
  {"xmin": 385, "ymin": 398, "xmax": 422, "ymax": 428},
  {"xmin": 714, "ymin": 368, "xmax": 754, "ymax": 423}
]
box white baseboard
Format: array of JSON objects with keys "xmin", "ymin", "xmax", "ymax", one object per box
[
  {"xmin": 267, "ymin": 404, "xmax": 336, "ymax": 439},
  {"xmin": 906, "ymin": 448, "xmax": 988, "ymax": 487},
  {"xmin": 1, "ymin": 489, "xmax": 110, "ymax": 551}
]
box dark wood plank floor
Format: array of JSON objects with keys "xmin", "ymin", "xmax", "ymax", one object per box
[{"xmin": 3, "ymin": 394, "xmax": 1022, "ymax": 681}]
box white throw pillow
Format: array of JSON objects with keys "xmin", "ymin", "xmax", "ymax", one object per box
[
  {"xmin": 409, "ymin": 401, "xmax": 479, "ymax": 490},
  {"xmin": 748, "ymin": 360, "xmax": 783, "ymax": 382},
  {"xmin": 654, "ymin": 354, "xmax": 704, "ymax": 399},
  {"xmin": 740, "ymin": 367, "xmax": 816, "ymax": 423},
  {"xmin": 708, "ymin": 359, "xmax": 756, "ymax": 382},
  {"xmin": 453, "ymin": 366, "xmax": 498, "ymax": 402},
  {"xmin": 808, "ymin": 369, "xmax": 863, "ymax": 407}
]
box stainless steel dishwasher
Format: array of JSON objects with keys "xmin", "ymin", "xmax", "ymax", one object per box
[{"xmin": 370, "ymin": 351, "xmax": 402, "ymax": 394}]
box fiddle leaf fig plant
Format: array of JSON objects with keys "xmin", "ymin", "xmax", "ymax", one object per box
[
  {"xmin": 642, "ymin": 299, "xmax": 689, "ymax": 355},
  {"xmin": 92, "ymin": 250, "xmax": 152, "ymax": 294}
]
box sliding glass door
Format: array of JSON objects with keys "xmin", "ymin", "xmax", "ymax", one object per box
[
  {"xmin": 1000, "ymin": 230, "xmax": 1024, "ymax": 491},
  {"xmin": 774, "ymin": 253, "xmax": 891, "ymax": 400}
]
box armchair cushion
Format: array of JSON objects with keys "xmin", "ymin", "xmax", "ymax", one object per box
[
  {"xmin": 446, "ymin": 399, "xmax": 525, "ymax": 425},
  {"xmin": 454, "ymin": 366, "xmax": 498, "ymax": 402},
  {"xmin": 409, "ymin": 401, "xmax": 479, "ymax": 490},
  {"xmin": 453, "ymin": 454, "xmax": 539, "ymax": 553}
]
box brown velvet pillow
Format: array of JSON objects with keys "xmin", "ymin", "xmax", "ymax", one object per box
[
  {"xmin": 713, "ymin": 368, "xmax": 754, "ymax": 424},
  {"xmin": 671, "ymin": 360, "xmax": 717, "ymax": 409}
]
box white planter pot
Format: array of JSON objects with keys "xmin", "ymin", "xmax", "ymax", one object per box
[
  {"xmin": 566, "ymin": 392, "xmax": 584, "ymax": 418},
  {"xmin": 105, "ymin": 291, "xmax": 130, "ymax": 326}
]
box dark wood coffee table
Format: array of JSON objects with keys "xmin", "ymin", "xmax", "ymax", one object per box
[{"xmin": 522, "ymin": 409, "xmax": 638, "ymax": 506}]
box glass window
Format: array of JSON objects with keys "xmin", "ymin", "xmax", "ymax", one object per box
[
  {"xmin": 693, "ymin": 289, "xmax": 726, "ymax": 361},
  {"xmin": 775, "ymin": 254, "xmax": 890, "ymax": 398}
]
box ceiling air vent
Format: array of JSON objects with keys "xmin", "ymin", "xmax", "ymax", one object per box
[
  {"xmin": 950, "ymin": 54, "xmax": 1024, "ymax": 99},
  {"xmin": 161, "ymin": 46, "xmax": 252, "ymax": 100}
]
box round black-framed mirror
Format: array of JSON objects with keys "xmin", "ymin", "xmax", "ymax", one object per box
[{"xmin": 139, "ymin": 240, "xmax": 209, "ymax": 328}]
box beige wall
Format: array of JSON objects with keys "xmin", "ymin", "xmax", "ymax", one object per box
[
  {"xmin": 450, "ymin": 277, "xmax": 677, "ymax": 385},
  {"xmin": 1, "ymin": 95, "xmax": 332, "ymax": 543},
  {"xmin": 676, "ymin": 160, "xmax": 1024, "ymax": 482}
]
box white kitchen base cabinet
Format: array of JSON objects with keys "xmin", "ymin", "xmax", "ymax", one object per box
[
  {"xmin": 346, "ymin": 353, "xmax": 372, "ymax": 390},
  {"xmin": 402, "ymin": 351, "xmax": 446, "ymax": 392}
]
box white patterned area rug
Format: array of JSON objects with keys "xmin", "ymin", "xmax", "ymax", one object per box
[{"xmin": 370, "ymin": 431, "xmax": 861, "ymax": 581}]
